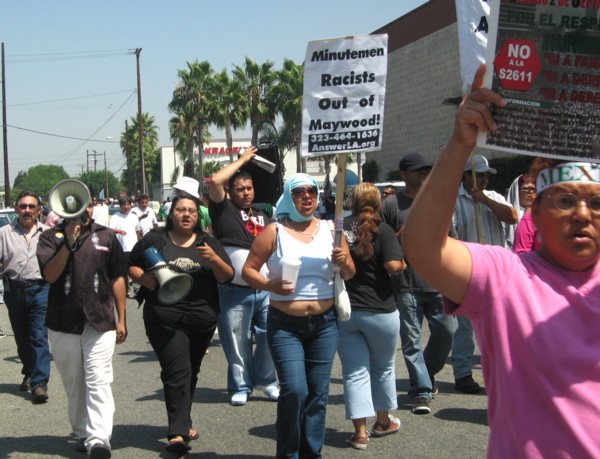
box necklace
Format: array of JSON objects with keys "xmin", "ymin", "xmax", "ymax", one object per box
[{"xmin": 284, "ymin": 218, "xmax": 320, "ymax": 240}]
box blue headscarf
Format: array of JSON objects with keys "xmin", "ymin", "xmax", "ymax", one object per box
[{"xmin": 275, "ymin": 173, "xmax": 319, "ymax": 222}]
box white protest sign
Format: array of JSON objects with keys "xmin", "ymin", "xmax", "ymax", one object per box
[
  {"xmin": 301, "ymin": 34, "xmax": 388, "ymax": 157},
  {"xmin": 455, "ymin": 0, "xmax": 491, "ymax": 92}
]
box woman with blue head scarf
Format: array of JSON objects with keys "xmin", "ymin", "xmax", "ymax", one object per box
[{"xmin": 242, "ymin": 173, "xmax": 355, "ymax": 458}]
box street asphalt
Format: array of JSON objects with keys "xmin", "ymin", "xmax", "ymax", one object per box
[{"xmin": 0, "ymin": 299, "xmax": 489, "ymax": 458}]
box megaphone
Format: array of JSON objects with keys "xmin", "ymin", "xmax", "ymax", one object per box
[
  {"xmin": 143, "ymin": 247, "xmax": 193, "ymax": 306},
  {"xmin": 48, "ymin": 179, "xmax": 91, "ymax": 220}
]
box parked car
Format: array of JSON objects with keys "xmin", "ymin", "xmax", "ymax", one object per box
[{"xmin": 0, "ymin": 208, "xmax": 17, "ymax": 224}]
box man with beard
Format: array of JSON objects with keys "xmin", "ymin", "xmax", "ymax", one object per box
[
  {"xmin": 208, "ymin": 146, "xmax": 278, "ymax": 406},
  {"xmin": 0, "ymin": 191, "xmax": 50, "ymax": 402}
]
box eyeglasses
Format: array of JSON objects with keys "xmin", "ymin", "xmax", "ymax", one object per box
[
  {"xmin": 292, "ymin": 187, "xmax": 318, "ymax": 198},
  {"xmin": 18, "ymin": 204, "xmax": 38, "ymax": 210},
  {"xmin": 173, "ymin": 207, "xmax": 198, "ymax": 215},
  {"xmin": 520, "ymin": 187, "xmax": 536, "ymax": 194},
  {"xmin": 544, "ymin": 193, "xmax": 600, "ymax": 214}
]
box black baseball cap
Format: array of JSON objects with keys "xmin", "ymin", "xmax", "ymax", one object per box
[{"xmin": 399, "ymin": 153, "xmax": 431, "ymax": 171}]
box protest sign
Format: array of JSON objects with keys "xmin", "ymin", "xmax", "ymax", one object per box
[
  {"xmin": 477, "ymin": 1, "xmax": 600, "ymax": 163},
  {"xmin": 456, "ymin": 0, "xmax": 491, "ymax": 92},
  {"xmin": 301, "ymin": 34, "xmax": 388, "ymax": 157}
]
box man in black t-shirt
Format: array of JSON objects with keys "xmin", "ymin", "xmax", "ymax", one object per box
[
  {"xmin": 208, "ymin": 146, "xmax": 278, "ymax": 406},
  {"xmin": 381, "ymin": 153, "xmax": 457, "ymax": 415}
]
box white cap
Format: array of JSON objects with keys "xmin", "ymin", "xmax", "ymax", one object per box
[{"xmin": 173, "ymin": 176, "xmax": 200, "ymax": 199}]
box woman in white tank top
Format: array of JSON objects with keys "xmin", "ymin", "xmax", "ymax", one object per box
[{"xmin": 243, "ymin": 173, "xmax": 355, "ymax": 458}]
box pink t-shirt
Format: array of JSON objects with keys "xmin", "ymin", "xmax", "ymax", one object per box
[
  {"xmin": 513, "ymin": 212, "xmax": 539, "ymax": 253},
  {"xmin": 445, "ymin": 243, "xmax": 600, "ymax": 458}
]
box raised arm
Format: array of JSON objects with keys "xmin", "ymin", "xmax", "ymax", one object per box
[
  {"xmin": 208, "ymin": 146, "xmax": 257, "ymax": 203},
  {"xmin": 402, "ymin": 65, "xmax": 507, "ymax": 304}
]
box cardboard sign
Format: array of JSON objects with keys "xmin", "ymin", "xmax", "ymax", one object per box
[
  {"xmin": 301, "ymin": 34, "xmax": 388, "ymax": 157},
  {"xmin": 477, "ymin": 1, "xmax": 600, "ymax": 163}
]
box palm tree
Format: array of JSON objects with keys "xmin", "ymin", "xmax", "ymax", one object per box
[
  {"xmin": 169, "ymin": 60, "xmax": 214, "ymax": 179},
  {"xmin": 269, "ymin": 59, "xmax": 305, "ymax": 173},
  {"xmin": 207, "ymin": 69, "xmax": 247, "ymax": 163},
  {"xmin": 120, "ymin": 113, "xmax": 159, "ymax": 196},
  {"xmin": 232, "ymin": 57, "xmax": 276, "ymax": 145}
]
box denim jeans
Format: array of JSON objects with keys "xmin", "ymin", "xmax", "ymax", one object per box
[
  {"xmin": 217, "ymin": 283, "xmax": 277, "ymax": 394},
  {"xmin": 267, "ymin": 307, "xmax": 338, "ymax": 459},
  {"xmin": 5, "ymin": 282, "xmax": 51, "ymax": 389},
  {"xmin": 337, "ymin": 310, "xmax": 399, "ymax": 420},
  {"xmin": 397, "ymin": 291, "xmax": 457, "ymax": 401},
  {"xmin": 451, "ymin": 315, "xmax": 475, "ymax": 379}
]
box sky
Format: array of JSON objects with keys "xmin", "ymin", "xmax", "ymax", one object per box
[{"xmin": 1, "ymin": 0, "xmax": 428, "ymax": 186}]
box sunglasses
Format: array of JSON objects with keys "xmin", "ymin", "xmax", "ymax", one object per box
[
  {"xmin": 292, "ymin": 187, "xmax": 318, "ymax": 198},
  {"xmin": 18, "ymin": 204, "xmax": 38, "ymax": 210}
]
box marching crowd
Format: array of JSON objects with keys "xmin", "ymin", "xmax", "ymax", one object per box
[{"xmin": 1, "ymin": 66, "xmax": 599, "ymax": 458}]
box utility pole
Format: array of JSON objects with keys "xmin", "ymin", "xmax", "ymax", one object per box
[
  {"xmin": 125, "ymin": 119, "xmax": 133, "ymax": 196},
  {"xmin": 135, "ymin": 48, "xmax": 145, "ymax": 196},
  {"xmin": 2, "ymin": 42, "xmax": 10, "ymax": 207},
  {"xmin": 104, "ymin": 151, "xmax": 109, "ymax": 198}
]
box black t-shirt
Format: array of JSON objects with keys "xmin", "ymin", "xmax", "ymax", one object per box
[
  {"xmin": 381, "ymin": 191, "xmax": 456, "ymax": 292},
  {"xmin": 343, "ymin": 215, "xmax": 403, "ymax": 313},
  {"xmin": 208, "ymin": 198, "xmax": 272, "ymax": 249},
  {"xmin": 129, "ymin": 229, "xmax": 232, "ymax": 330}
]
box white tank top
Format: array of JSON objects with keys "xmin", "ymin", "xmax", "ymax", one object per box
[{"xmin": 267, "ymin": 222, "xmax": 335, "ymax": 301}]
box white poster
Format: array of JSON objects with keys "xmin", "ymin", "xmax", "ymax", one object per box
[
  {"xmin": 301, "ymin": 34, "xmax": 388, "ymax": 157},
  {"xmin": 455, "ymin": 0, "xmax": 491, "ymax": 92}
]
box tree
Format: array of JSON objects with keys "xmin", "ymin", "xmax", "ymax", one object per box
[
  {"xmin": 77, "ymin": 170, "xmax": 121, "ymax": 199},
  {"xmin": 270, "ymin": 59, "xmax": 305, "ymax": 172},
  {"xmin": 169, "ymin": 60, "xmax": 214, "ymax": 180},
  {"xmin": 11, "ymin": 164, "xmax": 69, "ymax": 201},
  {"xmin": 233, "ymin": 57, "xmax": 276, "ymax": 145},
  {"xmin": 121, "ymin": 113, "xmax": 160, "ymax": 196},
  {"xmin": 208, "ymin": 69, "xmax": 247, "ymax": 163}
]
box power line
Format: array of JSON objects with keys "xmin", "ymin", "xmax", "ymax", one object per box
[
  {"xmin": 4, "ymin": 125, "xmax": 120, "ymax": 143},
  {"xmin": 7, "ymin": 89, "xmax": 136, "ymax": 107},
  {"xmin": 6, "ymin": 49, "xmax": 136, "ymax": 64}
]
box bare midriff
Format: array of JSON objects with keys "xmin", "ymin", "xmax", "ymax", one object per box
[{"xmin": 270, "ymin": 298, "xmax": 335, "ymax": 316}]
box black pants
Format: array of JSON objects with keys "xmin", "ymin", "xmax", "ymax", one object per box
[{"xmin": 144, "ymin": 312, "xmax": 215, "ymax": 439}]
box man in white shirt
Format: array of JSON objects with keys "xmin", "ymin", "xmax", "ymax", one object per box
[
  {"xmin": 130, "ymin": 194, "xmax": 158, "ymax": 236},
  {"xmin": 92, "ymin": 196, "xmax": 110, "ymax": 227},
  {"xmin": 109, "ymin": 196, "xmax": 140, "ymax": 297}
]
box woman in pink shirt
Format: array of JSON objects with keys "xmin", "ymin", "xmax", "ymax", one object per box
[{"xmin": 403, "ymin": 65, "xmax": 600, "ymax": 458}]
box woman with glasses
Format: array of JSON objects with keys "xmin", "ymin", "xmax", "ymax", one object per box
[
  {"xmin": 242, "ymin": 173, "xmax": 355, "ymax": 458},
  {"xmin": 129, "ymin": 195, "xmax": 233, "ymax": 454},
  {"xmin": 403, "ymin": 65, "xmax": 600, "ymax": 458},
  {"xmin": 512, "ymin": 170, "xmax": 540, "ymax": 253},
  {"xmin": 505, "ymin": 171, "xmax": 537, "ymax": 249}
]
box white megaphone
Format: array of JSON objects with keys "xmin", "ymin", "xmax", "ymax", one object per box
[
  {"xmin": 143, "ymin": 247, "xmax": 193, "ymax": 305},
  {"xmin": 48, "ymin": 179, "xmax": 92, "ymax": 220}
]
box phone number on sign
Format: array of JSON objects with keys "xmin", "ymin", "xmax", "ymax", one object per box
[{"xmin": 310, "ymin": 129, "xmax": 380, "ymax": 143}]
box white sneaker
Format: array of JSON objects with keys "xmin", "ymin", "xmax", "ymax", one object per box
[
  {"xmin": 230, "ymin": 392, "xmax": 248, "ymax": 406},
  {"xmin": 263, "ymin": 385, "xmax": 280, "ymax": 401}
]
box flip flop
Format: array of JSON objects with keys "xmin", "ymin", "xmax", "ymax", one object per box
[
  {"xmin": 165, "ymin": 436, "xmax": 191, "ymax": 454},
  {"xmin": 188, "ymin": 429, "xmax": 199, "ymax": 441}
]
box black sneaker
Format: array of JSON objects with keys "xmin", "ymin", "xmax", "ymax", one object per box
[
  {"xmin": 411, "ymin": 397, "xmax": 431, "ymax": 415},
  {"xmin": 454, "ymin": 375, "xmax": 481, "ymax": 394},
  {"xmin": 89, "ymin": 444, "xmax": 111, "ymax": 459}
]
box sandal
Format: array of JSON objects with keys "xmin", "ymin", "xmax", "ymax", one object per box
[
  {"xmin": 188, "ymin": 429, "xmax": 199, "ymax": 441},
  {"xmin": 165, "ymin": 436, "xmax": 191, "ymax": 454},
  {"xmin": 347, "ymin": 433, "xmax": 369, "ymax": 450},
  {"xmin": 371, "ymin": 414, "xmax": 401, "ymax": 437}
]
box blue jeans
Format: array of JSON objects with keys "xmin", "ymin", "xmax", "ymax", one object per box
[
  {"xmin": 337, "ymin": 310, "xmax": 399, "ymax": 420},
  {"xmin": 397, "ymin": 292, "xmax": 457, "ymax": 400},
  {"xmin": 5, "ymin": 282, "xmax": 51, "ymax": 389},
  {"xmin": 217, "ymin": 283, "xmax": 276, "ymax": 394},
  {"xmin": 451, "ymin": 316, "xmax": 475, "ymax": 379},
  {"xmin": 267, "ymin": 307, "xmax": 338, "ymax": 459}
]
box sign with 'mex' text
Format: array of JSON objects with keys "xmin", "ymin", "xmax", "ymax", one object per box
[
  {"xmin": 301, "ymin": 34, "xmax": 388, "ymax": 157},
  {"xmin": 478, "ymin": 1, "xmax": 600, "ymax": 163}
]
